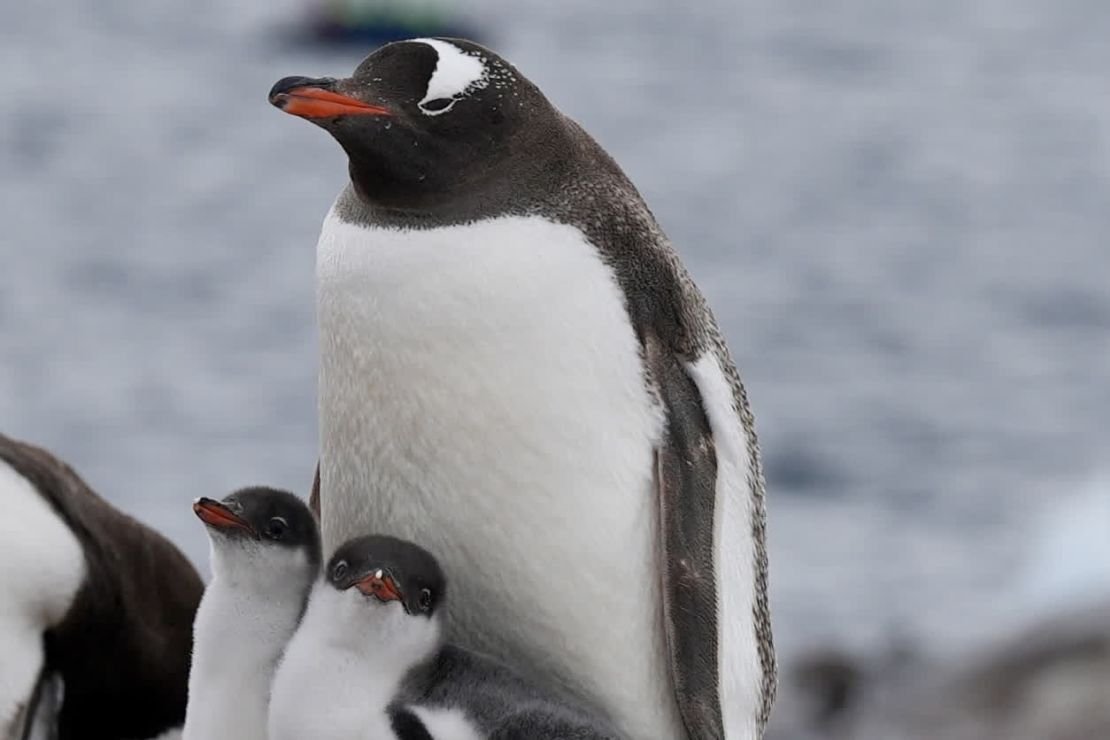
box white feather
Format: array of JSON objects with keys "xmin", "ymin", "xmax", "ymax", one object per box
[
  {"xmin": 687, "ymin": 355, "xmax": 760, "ymax": 740},
  {"xmin": 317, "ymin": 209, "xmax": 682, "ymax": 739},
  {"xmin": 413, "ymin": 39, "xmax": 487, "ymax": 115},
  {"xmin": 269, "ymin": 584, "xmax": 441, "ymax": 740},
  {"xmin": 184, "ymin": 539, "xmax": 315, "ymax": 740},
  {"xmin": 0, "ymin": 460, "xmax": 84, "ymax": 737},
  {"xmin": 409, "ymin": 706, "xmax": 482, "ymax": 740}
]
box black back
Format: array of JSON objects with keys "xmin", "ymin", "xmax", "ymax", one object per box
[{"xmin": 0, "ymin": 433, "xmax": 203, "ymax": 740}]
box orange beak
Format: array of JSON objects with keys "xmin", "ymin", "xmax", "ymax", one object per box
[
  {"xmin": 271, "ymin": 86, "xmax": 391, "ymax": 119},
  {"xmin": 355, "ymin": 570, "xmax": 404, "ymax": 604},
  {"xmin": 193, "ymin": 498, "xmax": 253, "ymax": 534}
]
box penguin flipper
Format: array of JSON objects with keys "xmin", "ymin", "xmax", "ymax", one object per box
[{"xmin": 646, "ymin": 334, "xmax": 726, "ymax": 740}]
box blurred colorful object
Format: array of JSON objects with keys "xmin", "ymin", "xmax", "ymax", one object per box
[{"xmin": 307, "ymin": 0, "xmax": 481, "ymax": 44}]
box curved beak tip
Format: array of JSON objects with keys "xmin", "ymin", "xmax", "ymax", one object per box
[
  {"xmin": 193, "ymin": 498, "xmax": 252, "ymax": 533},
  {"xmin": 269, "ymin": 75, "xmax": 322, "ymax": 100}
]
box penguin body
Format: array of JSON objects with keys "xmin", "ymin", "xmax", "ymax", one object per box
[
  {"xmin": 0, "ymin": 433, "xmax": 203, "ymax": 740},
  {"xmin": 315, "ymin": 208, "xmax": 674, "ymax": 736}
]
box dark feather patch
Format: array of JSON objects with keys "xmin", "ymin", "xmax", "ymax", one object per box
[
  {"xmin": 646, "ymin": 333, "xmax": 725, "ymax": 740},
  {"xmin": 389, "ymin": 706, "xmax": 435, "ymax": 740},
  {"xmin": 309, "ymin": 462, "xmax": 321, "ymax": 518},
  {"xmin": 0, "ymin": 433, "xmax": 203, "ymax": 740}
]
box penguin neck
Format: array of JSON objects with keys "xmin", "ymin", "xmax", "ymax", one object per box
[
  {"xmin": 336, "ymin": 138, "xmax": 574, "ymax": 232},
  {"xmin": 267, "ymin": 584, "xmax": 442, "ymax": 740},
  {"xmin": 309, "ymin": 583, "xmax": 442, "ymax": 689},
  {"xmin": 335, "ymin": 176, "xmax": 507, "ymax": 231},
  {"xmin": 184, "ymin": 545, "xmax": 316, "ymax": 740},
  {"xmin": 203, "ymin": 544, "xmax": 316, "ymax": 624},
  {"xmin": 204, "ymin": 542, "xmax": 318, "ymax": 635},
  {"xmin": 332, "ymin": 121, "xmax": 660, "ymax": 259}
]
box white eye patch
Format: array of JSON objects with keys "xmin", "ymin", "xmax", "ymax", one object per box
[{"xmin": 415, "ymin": 38, "xmax": 488, "ymax": 116}]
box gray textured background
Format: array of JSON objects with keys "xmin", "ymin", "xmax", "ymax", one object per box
[{"xmin": 2, "ymin": 0, "xmax": 1107, "ymax": 727}]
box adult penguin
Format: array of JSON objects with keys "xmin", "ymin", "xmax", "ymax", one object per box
[{"xmin": 274, "ymin": 37, "xmax": 775, "ymax": 739}]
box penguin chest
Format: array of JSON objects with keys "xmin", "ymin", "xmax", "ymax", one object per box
[
  {"xmin": 317, "ymin": 212, "xmax": 665, "ymax": 545},
  {"xmin": 317, "ymin": 212, "xmax": 681, "ymax": 735}
]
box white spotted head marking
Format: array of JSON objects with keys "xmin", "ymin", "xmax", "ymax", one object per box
[
  {"xmin": 272, "ymin": 38, "xmax": 550, "ymax": 208},
  {"xmin": 413, "ymin": 38, "xmax": 488, "ymax": 116}
]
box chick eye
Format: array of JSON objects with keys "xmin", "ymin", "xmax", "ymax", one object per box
[
  {"xmin": 420, "ymin": 97, "xmax": 455, "ymax": 114},
  {"xmin": 332, "ymin": 561, "xmax": 348, "ymax": 581},
  {"xmin": 265, "ymin": 517, "xmax": 288, "ymax": 539},
  {"xmin": 418, "ymin": 588, "xmax": 433, "ymax": 611}
]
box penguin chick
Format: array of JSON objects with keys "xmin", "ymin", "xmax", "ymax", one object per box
[
  {"xmin": 183, "ymin": 487, "xmax": 320, "ymax": 740},
  {"xmin": 270, "ymin": 534, "xmax": 624, "ymax": 740}
]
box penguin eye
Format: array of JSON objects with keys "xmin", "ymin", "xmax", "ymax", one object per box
[
  {"xmin": 332, "ymin": 561, "xmax": 348, "ymax": 581},
  {"xmin": 420, "ymin": 97, "xmax": 455, "ymax": 114},
  {"xmin": 265, "ymin": 517, "xmax": 288, "ymax": 539},
  {"xmin": 418, "ymin": 588, "xmax": 433, "ymax": 611}
]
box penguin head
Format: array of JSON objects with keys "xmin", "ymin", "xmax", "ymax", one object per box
[
  {"xmin": 193, "ymin": 487, "xmax": 321, "ymax": 588},
  {"xmin": 269, "ymin": 38, "xmax": 566, "ymax": 212},
  {"xmin": 326, "ymin": 534, "xmax": 445, "ymax": 620}
]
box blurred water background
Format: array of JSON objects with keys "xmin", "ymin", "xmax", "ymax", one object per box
[{"xmin": 1, "ymin": 0, "xmax": 1108, "ymax": 735}]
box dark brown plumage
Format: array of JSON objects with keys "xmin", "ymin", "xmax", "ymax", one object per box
[{"xmin": 0, "ymin": 433, "xmax": 203, "ymax": 740}]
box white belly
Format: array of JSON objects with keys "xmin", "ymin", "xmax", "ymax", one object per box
[
  {"xmin": 317, "ymin": 210, "xmax": 680, "ymax": 739},
  {"xmin": 184, "ymin": 581, "xmax": 303, "ymax": 740},
  {"xmin": 0, "ymin": 459, "xmax": 85, "ymax": 737}
]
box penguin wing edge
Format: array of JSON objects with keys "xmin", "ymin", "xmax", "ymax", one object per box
[{"xmin": 645, "ymin": 334, "xmax": 726, "ymax": 740}]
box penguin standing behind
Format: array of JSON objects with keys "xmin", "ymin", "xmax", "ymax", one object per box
[
  {"xmin": 271, "ymin": 38, "xmax": 774, "ymax": 739},
  {"xmin": 269, "ymin": 534, "xmax": 624, "ymax": 740},
  {"xmin": 0, "ymin": 433, "xmax": 203, "ymax": 740},
  {"xmin": 183, "ymin": 487, "xmax": 321, "ymax": 740}
]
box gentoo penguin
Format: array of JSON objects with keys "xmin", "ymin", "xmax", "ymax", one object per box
[
  {"xmin": 183, "ymin": 487, "xmax": 321, "ymax": 740},
  {"xmin": 269, "ymin": 534, "xmax": 624, "ymax": 740},
  {"xmin": 0, "ymin": 432, "xmax": 203, "ymax": 740},
  {"xmin": 270, "ymin": 38, "xmax": 775, "ymax": 739}
]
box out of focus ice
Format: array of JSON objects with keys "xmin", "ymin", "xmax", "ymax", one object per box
[{"xmin": 1, "ymin": 1, "xmax": 1108, "ymax": 731}]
